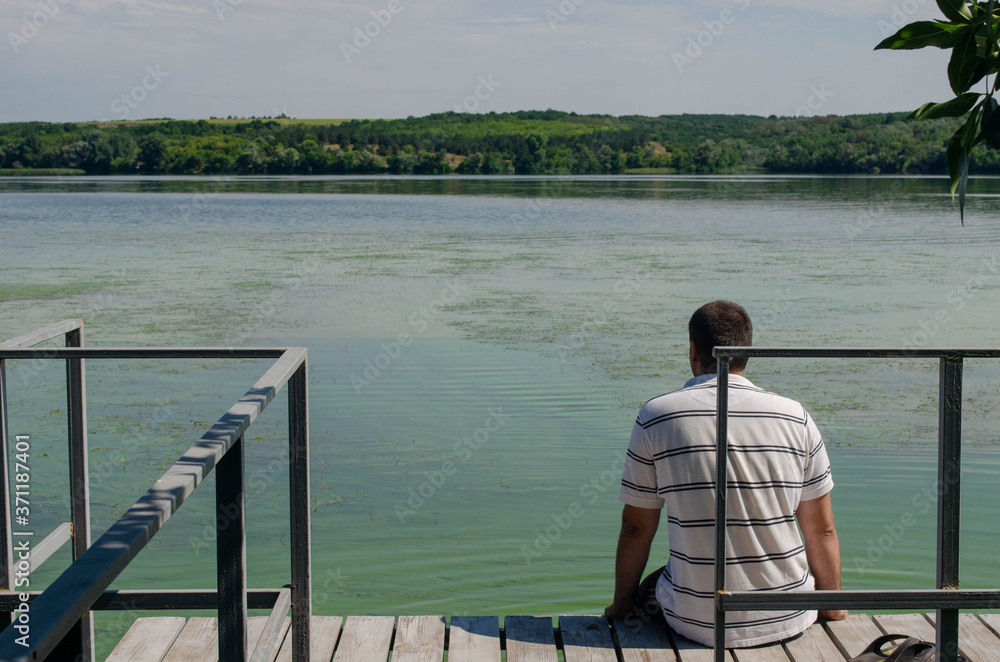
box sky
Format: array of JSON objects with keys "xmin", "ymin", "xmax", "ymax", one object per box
[{"xmin": 0, "ymin": 0, "xmax": 960, "ymax": 122}]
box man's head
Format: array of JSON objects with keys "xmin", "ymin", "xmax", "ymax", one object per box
[{"xmin": 688, "ymin": 300, "xmax": 752, "ymax": 375}]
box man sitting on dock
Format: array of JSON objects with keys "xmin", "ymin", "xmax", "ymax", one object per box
[{"xmin": 605, "ymin": 300, "xmax": 847, "ymax": 647}]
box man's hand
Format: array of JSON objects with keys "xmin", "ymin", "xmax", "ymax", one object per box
[
  {"xmin": 604, "ymin": 599, "xmax": 635, "ymax": 621},
  {"xmin": 819, "ymin": 609, "xmax": 849, "ymax": 621}
]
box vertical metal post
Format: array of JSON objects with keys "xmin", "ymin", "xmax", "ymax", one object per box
[
  {"xmin": 0, "ymin": 361, "xmax": 13, "ymax": 628},
  {"xmin": 59, "ymin": 326, "xmax": 94, "ymax": 660},
  {"xmin": 936, "ymin": 357, "xmax": 962, "ymax": 662},
  {"xmin": 218, "ymin": 436, "xmax": 248, "ymax": 662},
  {"xmin": 288, "ymin": 361, "xmax": 311, "ymax": 662},
  {"xmin": 713, "ymin": 357, "xmax": 730, "ymax": 662}
]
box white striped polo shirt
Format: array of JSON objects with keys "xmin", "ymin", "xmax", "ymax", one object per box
[{"xmin": 619, "ymin": 373, "xmax": 834, "ymax": 648}]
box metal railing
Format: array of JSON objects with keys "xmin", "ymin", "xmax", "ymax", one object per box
[
  {"xmin": 0, "ymin": 320, "xmax": 312, "ymax": 662},
  {"xmin": 711, "ymin": 347, "xmax": 1000, "ymax": 662}
]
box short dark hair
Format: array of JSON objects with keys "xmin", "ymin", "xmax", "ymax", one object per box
[{"xmin": 688, "ymin": 300, "xmax": 753, "ymax": 372}]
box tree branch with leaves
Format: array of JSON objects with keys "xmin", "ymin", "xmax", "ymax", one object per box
[{"xmin": 877, "ymin": 0, "xmax": 1000, "ymax": 222}]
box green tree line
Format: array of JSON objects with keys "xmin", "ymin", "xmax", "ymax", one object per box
[{"xmin": 1, "ymin": 110, "xmax": 998, "ymax": 176}]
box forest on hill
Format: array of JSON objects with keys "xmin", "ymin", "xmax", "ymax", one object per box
[{"xmin": 0, "ymin": 110, "xmax": 995, "ymax": 176}]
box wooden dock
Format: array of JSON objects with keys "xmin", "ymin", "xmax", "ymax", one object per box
[{"xmin": 106, "ymin": 612, "xmax": 1000, "ymax": 661}]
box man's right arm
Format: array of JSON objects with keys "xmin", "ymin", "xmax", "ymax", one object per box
[
  {"xmin": 795, "ymin": 493, "xmax": 847, "ymax": 621},
  {"xmin": 605, "ymin": 504, "xmax": 661, "ymax": 620}
]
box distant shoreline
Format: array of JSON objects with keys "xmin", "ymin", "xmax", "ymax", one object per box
[{"xmin": 1, "ymin": 110, "xmax": 995, "ymax": 177}]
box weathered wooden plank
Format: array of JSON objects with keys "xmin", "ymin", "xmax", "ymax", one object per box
[
  {"xmin": 248, "ymin": 616, "xmax": 272, "ymax": 658},
  {"xmin": 729, "ymin": 643, "xmax": 790, "ymax": 662},
  {"xmin": 923, "ymin": 612, "xmax": 997, "ymax": 662},
  {"xmin": 449, "ymin": 616, "xmax": 500, "ymax": 662},
  {"xmin": 106, "ymin": 617, "xmax": 185, "ymax": 662},
  {"xmin": 782, "ymin": 625, "xmax": 846, "ymax": 662},
  {"xmin": 873, "ymin": 613, "xmax": 935, "ymax": 641},
  {"xmin": 560, "ymin": 615, "xmax": 617, "ymax": 662},
  {"xmin": 160, "ymin": 616, "xmax": 267, "ymax": 662},
  {"xmin": 505, "ymin": 616, "xmax": 558, "ymax": 662},
  {"xmin": 331, "ymin": 615, "xmax": 394, "ymax": 662},
  {"xmin": 274, "ymin": 616, "xmax": 342, "ymax": 662},
  {"xmin": 612, "ymin": 617, "xmax": 678, "ymax": 662},
  {"xmin": 978, "ymin": 613, "xmax": 1000, "ymax": 638},
  {"xmin": 823, "ymin": 614, "xmax": 884, "ymax": 659},
  {"xmin": 956, "ymin": 613, "xmax": 1000, "ymax": 662},
  {"xmin": 0, "ymin": 319, "xmax": 81, "ymax": 349},
  {"xmin": 670, "ymin": 631, "xmax": 736, "ymax": 662},
  {"xmin": 251, "ymin": 617, "xmax": 290, "ymax": 662},
  {"xmin": 26, "ymin": 522, "xmax": 72, "ymax": 573},
  {"xmin": 161, "ymin": 617, "xmax": 218, "ymax": 662},
  {"xmin": 392, "ymin": 615, "xmax": 445, "ymax": 662}
]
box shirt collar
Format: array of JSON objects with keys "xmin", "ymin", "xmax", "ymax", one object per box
[{"xmin": 682, "ymin": 373, "xmax": 754, "ymax": 389}]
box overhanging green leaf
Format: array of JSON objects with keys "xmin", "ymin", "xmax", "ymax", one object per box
[
  {"xmin": 909, "ymin": 92, "xmax": 982, "ymax": 119},
  {"xmin": 948, "ymin": 30, "xmax": 985, "ymax": 93},
  {"xmin": 875, "ymin": 21, "xmax": 966, "ymax": 50},
  {"xmin": 979, "ymin": 96, "xmax": 1000, "ymax": 147},
  {"xmin": 947, "ymin": 111, "xmax": 981, "ymax": 223},
  {"xmin": 937, "ymin": 0, "xmax": 973, "ymax": 22}
]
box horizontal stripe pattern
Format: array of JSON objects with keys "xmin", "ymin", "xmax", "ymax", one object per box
[{"xmin": 620, "ymin": 373, "xmax": 835, "ymax": 647}]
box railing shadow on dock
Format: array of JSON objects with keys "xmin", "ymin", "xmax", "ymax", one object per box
[{"xmin": 0, "ymin": 320, "xmax": 311, "ymax": 662}]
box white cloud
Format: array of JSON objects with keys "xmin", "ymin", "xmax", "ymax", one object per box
[
  {"xmin": 0, "ymin": 0, "xmax": 960, "ymax": 122},
  {"xmin": 459, "ymin": 16, "xmax": 540, "ymax": 25},
  {"xmin": 752, "ymin": 0, "xmax": 942, "ymax": 17}
]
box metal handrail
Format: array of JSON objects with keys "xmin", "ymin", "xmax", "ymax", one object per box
[
  {"xmin": 710, "ymin": 346, "xmax": 999, "ymax": 662},
  {"xmin": 0, "ymin": 318, "xmax": 92, "ymax": 658},
  {"xmin": 0, "ymin": 321, "xmax": 312, "ymax": 662}
]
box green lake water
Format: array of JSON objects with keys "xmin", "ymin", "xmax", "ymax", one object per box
[{"xmin": 0, "ymin": 175, "xmax": 999, "ymax": 657}]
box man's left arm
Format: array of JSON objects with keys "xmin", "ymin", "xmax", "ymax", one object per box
[
  {"xmin": 796, "ymin": 493, "xmax": 847, "ymax": 621},
  {"xmin": 605, "ymin": 503, "xmax": 661, "ymax": 620}
]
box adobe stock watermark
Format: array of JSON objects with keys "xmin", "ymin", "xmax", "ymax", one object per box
[
  {"xmin": 546, "ymin": 0, "xmax": 586, "ymax": 30},
  {"xmin": 673, "ymin": 0, "xmax": 750, "ymax": 73},
  {"xmin": 843, "ymin": 150, "xmax": 938, "ymax": 240},
  {"xmin": 7, "ymin": 0, "xmax": 72, "ymax": 54},
  {"xmin": 508, "ymin": 175, "xmax": 573, "ymax": 231},
  {"xmin": 190, "ymin": 444, "xmax": 309, "ymax": 558},
  {"xmin": 100, "ymin": 66, "xmax": 169, "ymax": 122},
  {"xmin": 521, "ymin": 450, "xmax": 627, "ymax": 565},
  {"xmin": 453, "ymin": 75, "xmax": 502, "ymax": 113},
  {"xmin": 213, "ymin": 0, "xmax": 244, "ymax": 21},
  {"xmin": 312, "ymin": 568, "xmax": 350, "ymax": 606},
  {"xmin": 82, "ymin": 268, "xmax": 130, "ymax": 313},
  {"xmin": 179, "ymin": 168, "xmax": 238, "ymax": 220},
  {"xmin": 351, "ymin": 279, "xmax": 467, "ymax": 394},
  {"xmin": 225, "ymin": 239, "xmax": 339, "ymax": 346},
  {"xmin": 394, "ymin": 408, "xmax": 513, "ymax": 523},
  {"xmin": 752, "ymin": 287, "xmax": 794, "ymax": 338},
  {"xmin": 340, "ymin": 0, "xmax": 412, "ymax": 64},
  {"xmin": 899, "ymin": 255, "xmax": 999, "ymax": 351},
  {"xmin": 795, "ymin": 84, "xmax": 834, "ymax": 117},
  {"xmin": 851, "ymin": 460, "xmax": 958, "ymax": 575},
  {"xmin": 557, "ymin": 271, "xmax": 645, "ymax": 363},
  {"xmin": 177, "ymin": 121, "xmax": 292, "ymax": 219},
  {"xmin": 53, "ymin": 400, "xmax": 179, "ymax": 519},
  {"xmin": 877, "ymin": 0, "xmax": 931, "ymax": 39}
]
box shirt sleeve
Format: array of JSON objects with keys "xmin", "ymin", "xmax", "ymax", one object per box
[
  {"xmin": 619, "ymin": 419, "xmax": 665, "ymax": 509},
  {"xmin": 800, "ymin": 410, "xmax": 834, "ymax": 501}
]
